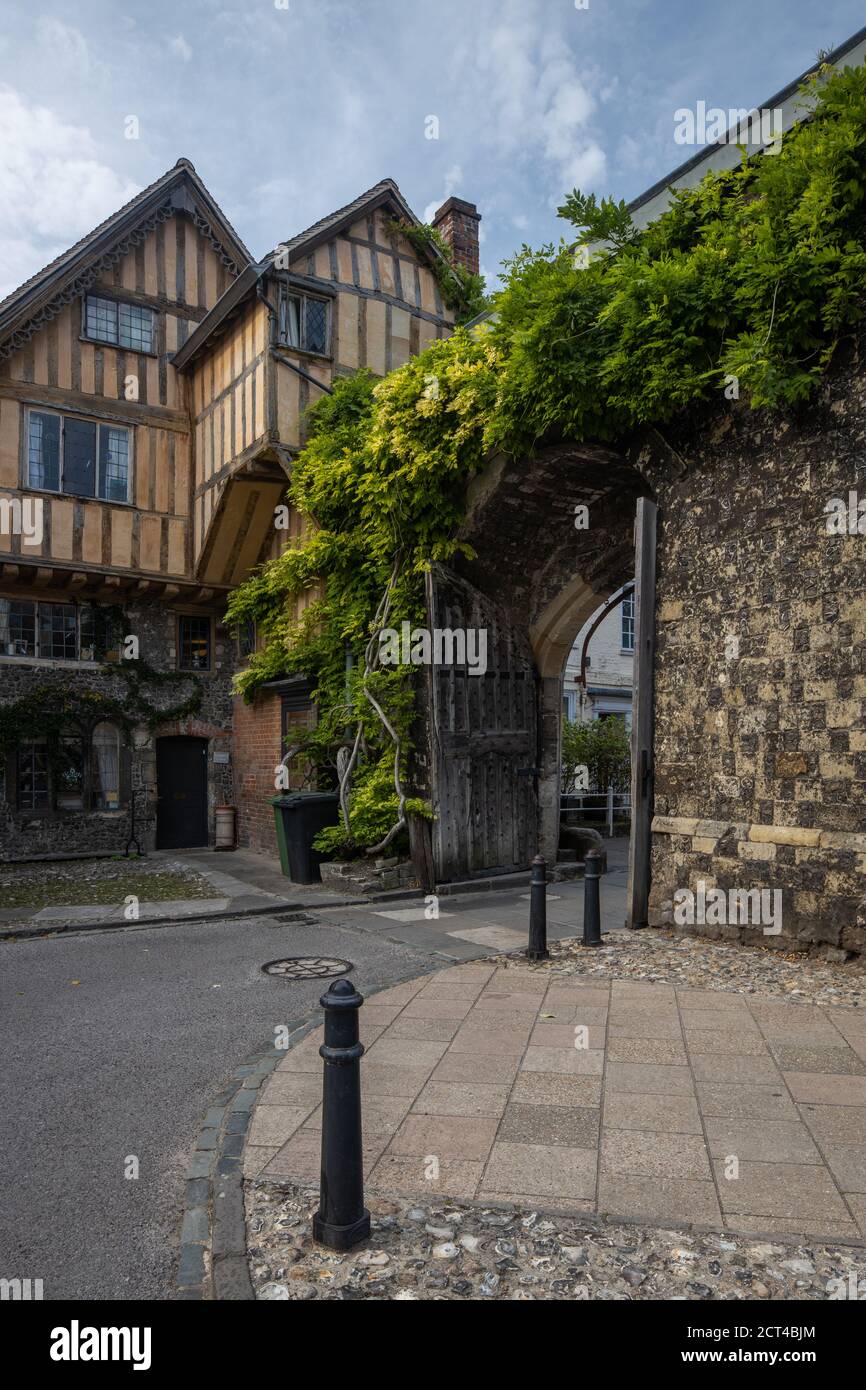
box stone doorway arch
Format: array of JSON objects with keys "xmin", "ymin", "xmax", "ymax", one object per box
[{"xmin": 421, "ymin": 442, "xmax": 654, "ymax": 912}]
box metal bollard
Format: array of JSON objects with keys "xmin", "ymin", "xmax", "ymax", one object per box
[
  {"xmin": 312, "ymin": 978, "xmax": 371, "ymax": 1251},
  {"xmin": 583, "ymin": 848, "xmax": 603, "ymax": 947},
  {"xmin": 526, "ymin": 854, "xmax": 550, "ymax": 961}
]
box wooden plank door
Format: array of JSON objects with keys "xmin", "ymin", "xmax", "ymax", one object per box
[{"xmin": 428, "ymin": 565, "xmax": 538, "ymax": 882}]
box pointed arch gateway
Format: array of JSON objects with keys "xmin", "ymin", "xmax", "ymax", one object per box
[{"xmin": 420, "ymin": 442, "xmax": 656, "ymax": 925}]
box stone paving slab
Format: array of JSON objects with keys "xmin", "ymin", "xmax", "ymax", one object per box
[{"xmin": 250, "ymin": 961, "xmax": 866, "ymax": 1241}]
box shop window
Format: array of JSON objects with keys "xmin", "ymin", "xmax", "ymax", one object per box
[
  {"xmin": 91, "ymin": 723, "xmax": 121, "ymax": 811},
  {"xmin": 17, "ymin": 744, "xmax": 49, "ymax": 810}
]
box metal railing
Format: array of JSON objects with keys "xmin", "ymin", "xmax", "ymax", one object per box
[{"xmin": 561, "ymin": 786, "xmax": 631, "ymax": 838}]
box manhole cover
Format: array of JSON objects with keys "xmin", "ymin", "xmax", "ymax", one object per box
[{"xmin": 262, "ymin": 957, "xmax": 353, "ymax": 980}]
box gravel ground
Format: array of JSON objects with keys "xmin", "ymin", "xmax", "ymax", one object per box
[
  {"xmin": 0, "ymin": 856, "xmax": 221, "ymax": 908},
  {"xmin": 246, "ymin": 1181, "xmax": 866, "ymax": 1301},
  {"xmin": 246, "ymin": 930, "xmax": 866, "ymax": 1302},
  {"xmin": 497, "ymin": 928, "xmax": 866, "ymax": 1009}
]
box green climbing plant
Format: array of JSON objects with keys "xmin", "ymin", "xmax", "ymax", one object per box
[
  {"xmin": 0, "ymin": 655, "xmax": 203, "ymax": 769},
  {"xmin": 227, "ymin": 61, "xmax": 866, "ymax": 853},
  {"xmin": 387, "ymin": 218, "xmax": 488, "ymax": 323}
]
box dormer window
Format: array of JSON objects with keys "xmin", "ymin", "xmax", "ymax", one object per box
[
  {"xmin": 83, "ymin": 294, "xmax": 155, "ymax": 354},
  {"xmin": 278, "ymin": 288, "xmax": 329, "ymax": 356}
]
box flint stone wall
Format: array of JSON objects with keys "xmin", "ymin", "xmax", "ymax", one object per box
[
  {"xmin": 646, "ymin": 354, "xmax": 866, "ymax": 956},
  {"xmin": 0, "ymin": 602, "xmax": 235, "ymax": 859}
]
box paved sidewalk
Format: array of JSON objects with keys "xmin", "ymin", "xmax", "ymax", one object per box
[
  {"xmin": 246, "ymin": 961, "xmax": 866, "ymax": 1242},
  {"xmin": 0, "ymin": 839, "xmax": 629, "ymax": 952}
]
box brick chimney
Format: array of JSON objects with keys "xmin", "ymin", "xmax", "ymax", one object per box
[{"xmin": 431, "ymin": 197, "xmax": 481, "ymax": 276}]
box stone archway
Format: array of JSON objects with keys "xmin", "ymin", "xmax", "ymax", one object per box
[
  {"xmin": 417, "ymin": 351, "xmax": 866, "ymax": 960},
  {"xmin": 423, "ymin": 442, "xmax": 652, "ymax": 884}
]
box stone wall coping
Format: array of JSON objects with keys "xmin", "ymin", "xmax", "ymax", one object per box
[{"xmin": 652, "ymin": 816, "xmax": 866, "ymax": 854}]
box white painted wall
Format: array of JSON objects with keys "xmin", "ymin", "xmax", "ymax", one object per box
[{"xmin": 562, "ymin": 594, "xmax": 633, "ymax": 726}]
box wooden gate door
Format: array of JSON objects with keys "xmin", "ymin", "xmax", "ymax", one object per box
[{"xmin": 427, "ymin": 565, "xmax": 538, "ymax": 881}]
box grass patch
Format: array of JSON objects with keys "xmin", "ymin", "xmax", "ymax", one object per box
[{"xmin": 0, "ymin": 862, "xmax": 222, "ymax": 910}]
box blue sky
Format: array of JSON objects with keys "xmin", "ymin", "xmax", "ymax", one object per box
[{"xmin": 1, "ymin": 0, "xmax": 864, "ymax": 298}]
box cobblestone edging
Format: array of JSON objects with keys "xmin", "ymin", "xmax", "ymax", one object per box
[{"xmin": 176, "ymin": 1018, "xmax": 322, "ymax": 1300}]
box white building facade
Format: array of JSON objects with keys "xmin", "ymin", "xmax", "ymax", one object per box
[{"xmin": 562, "ymin": 592, "xmax": 634, "ymax": 727}]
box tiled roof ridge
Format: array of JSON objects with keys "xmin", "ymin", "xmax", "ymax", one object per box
[
  {"xmin": 271, "ymin": 176, "xmax": 403, "ymax": 258},
  {"xmin": 0, "ymin": 157, "xmax": 251, "ymax": 317}
]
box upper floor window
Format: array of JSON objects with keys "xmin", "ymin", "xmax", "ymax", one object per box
[
  {"xmin": 0, "ymin": 599, "xmax": 122, "ymax": 662},
  {"xmin": 278, "ymin": 288, "xmax": 329, "ymax": 356},
  {"xmin": 237, "ymin": 617, "xmax": 256, "ymax": 660},
  {"xmin": 27, "ymin": 409, "xmax": 131, "ymax": 503},
  {"xmin": 84, "ymin": 294, "xmax": 155, "ymax": 354},
  {"xmin": 621, "ymin": 593, "xmax": 635, "ymax": 652},
  {"xmin": 178, "ymin": 614, "xmax": 211, "ymax": 671}
]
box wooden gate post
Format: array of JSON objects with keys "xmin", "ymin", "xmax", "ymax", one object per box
[
  {"xmin": 408, "ymin": 810, "xmax": 436, "ymax": 895},
  {"xmin": 626, "ymin": 498, "xmax": 657, "ymax": 928}
]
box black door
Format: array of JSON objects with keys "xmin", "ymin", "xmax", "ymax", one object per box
[{"xmin": 156, "ymin": 737, "xmax": 208, "ymax": 849}]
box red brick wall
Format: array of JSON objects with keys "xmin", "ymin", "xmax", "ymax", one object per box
[
  {"xmin": 233, "ymin": 691, "xmax": 282, "ymax": 856},
  {"xmin": 431, "ymin": 197, "xmax": 481, "ymax": 276}
]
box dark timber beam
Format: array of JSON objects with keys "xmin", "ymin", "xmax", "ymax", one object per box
[{"xmin": 626, "ymin": 497, "xmax": 657, "ymax": 929}]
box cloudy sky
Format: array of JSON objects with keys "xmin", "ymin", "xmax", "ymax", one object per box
[{"xmin": 1, "ymin": 0, "xmax": 864, "ymax": 298}]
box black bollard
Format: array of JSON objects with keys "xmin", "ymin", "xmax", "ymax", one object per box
[
  {"xmin": 583, "ymin": 848, "xmax": 603, "ymax": 946},
  {"xmin": 312, "ymin": 978, "xmax": 371, "ymax": 1251},
  {"xmin": 527, "ymin": 854, "xmax": 550, "ymax": 961}
]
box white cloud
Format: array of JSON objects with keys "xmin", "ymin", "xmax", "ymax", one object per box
[
  {"xmin": 169, "ymin": 35, "xmax": 193, "ymax": 62},
  {"xmin": 558, "ymin": 143, "xmax": 607, "ymax": 196},
  {"xmin": 423, "ymin": 164, "xmax": 463, "ymax": 225},
  {"xmin": 471, "ymin": 7, "xmax": 606, "ymax": 200},
  {"xmin": 0, "ymin": 88, "xmax": 139, "ymax": 299},
  {"xmin": 35, "ymin": 19, "xmax": 98, "ymax": 79}
]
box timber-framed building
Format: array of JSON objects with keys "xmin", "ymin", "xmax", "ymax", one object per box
[{"xmin": 0, "ymin": 160, "xmax": 474, "ymax": 857}]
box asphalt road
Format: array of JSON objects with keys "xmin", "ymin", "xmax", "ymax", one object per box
[
  {"xmin": 0, "ymin": 911, "xmax": 435, "ymax": 1301},
  {"xmin": 0, "ymin": 846, "xmax": 628, "ymax": 1303}
]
